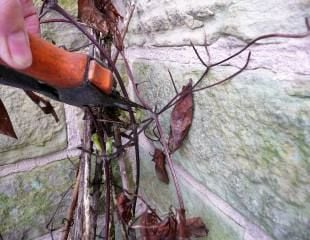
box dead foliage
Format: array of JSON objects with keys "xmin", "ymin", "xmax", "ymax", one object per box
[
  {"xmin": 136, "ymin": 209, "xmax": 208, "ymax": 240},
  {"xmin": 168, "ymin": 81, "xmax": 193, "ymax": 153},
  {"xmin": 117, "ymin": 192, "xmax": 133, "ymax": 224},
  {"xmin": 184, "ymin": 217, "xmax": 209, "ymax": 238},
  {"xmin": 0, "ymin": 98, "xmax": 17, "ymax": 139},
  {"xmin": 152, "ymin": 148, "xmax": 169, "ymax": 184},
  {"xmin": 24, "ymin": 91, "xmax": 59, "ymax": 122},
  {"xmin": 78, "ymin": 0, "xmax": 123, "ymax": 49}
]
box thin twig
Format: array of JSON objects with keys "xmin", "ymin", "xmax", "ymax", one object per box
[
  {"xmin": 203, "ymin": 33, "xmax": 211, "ymax": 64},
  {"xmin": 120, "ymin": 51, "xmax": 152, "ymax": 110},
  {"xmin": 120, "ymin": 50, "xmax": 185, "ymax": 210},
  {"xmin": 61, "ymin": 169, "xmax": 81, "ymax": 240},
  {"xmin": 193, "ymin": 51, "xmax": 252, "ymax": 92},
  {"xmin": 209, "ymin": 26, "xmax": 310, "ymax": 68},
  {"xmin": 46, "ymin": 184, "xmax": 74, "ymax": 233},
  {"xmin": 190, "ymin": 41, "xmax": 209, "ymax": 68},
  {"xmin": 168, "ymin": 69, "xmax": 178, "ymax": 94},
  {"xmin": 86, "ymin": 107, "xmax": 111, "ymax": 240},
  {"xmin": 40, "ymin": 18, "xmax": 72, "ymax": 24},
  {"xmin": 152, "ymin": 113, "xmax": 184, "ymax": 210},
  {"xmin": 112, "ymin": 3, "xmax": 136, "ymax": 64}
]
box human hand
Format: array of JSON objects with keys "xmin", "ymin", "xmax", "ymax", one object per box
[{"xmin": 0, "ymin": 0, "xmax": 39, "ymax": 69}]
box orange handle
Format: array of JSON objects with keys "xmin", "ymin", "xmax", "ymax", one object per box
[{"xmin": 0, "ymin": 33, "xmax": 113, "ymax": 94}]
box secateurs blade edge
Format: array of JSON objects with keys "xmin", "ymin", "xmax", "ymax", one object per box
[{"xmin": 0, "ymin": 33, "xmax": 143, "ymax": 110}]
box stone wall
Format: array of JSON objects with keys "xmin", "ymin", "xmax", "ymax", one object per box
[
  {"xmin": 125, "ymin": 1, "xmax": 310, "ymax": 240},
  {"xmin": 0, "ymin": 0, "xmax": 309, "ymax": 240},
  {"xmin": 0, "ymin": 3, "xmax": 85, "ymax": 239}
]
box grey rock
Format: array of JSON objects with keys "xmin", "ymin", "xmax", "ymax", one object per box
[
  {"xmin": 127, "ymin": 0, "xmax": 310, "ymax": 46},
  {"xmin": 0, "ymin": 86, "xmax": 67, "ymax": 164},
  {"xmin": 131, "ymin": 60, "xmax": 310, "ymax": 240},
  {"xmin": 0, "ymin": 158, "xmax": 77, "ymax": 240},
  {"xmin": 40, "ymin": 12, "xmax": 89, "ymax": 51},
  {"xmin": 134, "ymin": 146, "xmax": 245, "ymax": 240},
  {"xmin": 185, "ymin": 16, "xmax": 205, "ymax": 30}
]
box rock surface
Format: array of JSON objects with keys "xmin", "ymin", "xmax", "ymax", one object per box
[
  {"xmin": 127, "ymin": 0, "xmax": 310, "ymax": 46},
  {"xmin": 0, "ymin": 159, "xmax": 77, "ymax": 240},
  {"xmin": 126, "ymin": 0, "xmax": 310, "ymax": 239},
  {"xmin": 0, "ymin": 87, "xmax": 67, "ymax": 164},
  {"xmin": 131, "ymin": 59, "xmax": 310, "ymax": 240},
  {"xmin": 0, "ymin": 0, "xmax": 309, "ymax": 239},
  {"xmin": 136, "ymin": 141, "xmax": 245, "ymax": 240}
]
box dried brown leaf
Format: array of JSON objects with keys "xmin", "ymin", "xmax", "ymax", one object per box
[
  {"xmin": 138, "ymin": 211, "xmax": 178, "ymax": 240},
  {"xmin": 94, "ymin": 0, "xmax": 123, "ymax": 20},
  {"xmin": 140, "ymin": 211, "xmax": 159, "ymax": 239},
  {"xmin": 168, "ymin": 81, "xmax": 193, "ymax": 153},
  {"xmin": 0, "ymin": 98, "xmax": 17, "ymax": 139},
  {"xmin": 152, "ymin": 148, "xmax": 169, "ymax": 184},
  {"xmin": 116, "ymin": 192, "xmax": 132, "ymax": 224},
  {"xmin": 156, "ymin": 215, "xmax": 177, "ymax": 240},
  {"xmin": 185, "ymin": 217, "xmax": 208, "ymax": 238},
  {"xmin": 78, "ymin": 0, "xmax": 109, "ymax": 34},
  {"xmin": 78, "ymin": 0, "xmax": 123, "ymax": 49},
  {"xmin": 24, "ymin": 91, "xmax": 59, "ymax": 122}
]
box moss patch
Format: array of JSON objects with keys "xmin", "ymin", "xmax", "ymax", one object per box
[{"xmin": 0, "ymin": 159, "xmax": 78, "ymax": 240}]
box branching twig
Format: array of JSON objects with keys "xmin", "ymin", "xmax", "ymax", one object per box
[
  {"xmin": 168, "ymin": 69, "xmax": 179, "ymax": 94},
  {"xmin": 209, "ymin": 27, "xmax": 310, "ymax": 68},
  {"xmin": 193, "ymin": 51, "xmax": 252, "ymax": 92}
]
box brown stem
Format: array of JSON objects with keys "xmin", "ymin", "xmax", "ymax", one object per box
[
  {"xmin": 120, "ymin": 50, "xmax": 185, "ymax": 210},
  {"xmin": 193, "ymin": 51, "xmax": 252, "ymax": 92},
  {"xmin": 152, "ymin": 113, "xmax": 185, "ymax": 210},
  {"xmin": 168, "ymin": 69, "xmax": 179, "ymax": 94},
  {"xmin": 40, "ymin": 18, "xmax": 72, "ymax": 24},
  {"xmin": 120, "ymin": 51, "xmax": 152, "ymax": 110},
  {"xmin": 209, "ymin": 26, "xmax": 310, "ymax": 68},
  {"xmin": 112, "ymin": 3, "xmax": 136, "ymax": 64},
  {"xmin": 114, "ymin": 127, "xmax": 130, "ymax": 191},
  {"xmin": 61, "ymin": 170, "xmax": 81, "ymax": 240},
  {"xmin": 50, "ymin": 0, "xmax": 141, "ymax": 218},
  {"xmin": 86, "ymin": 108, "xmax": 111, "ymax": 240}
]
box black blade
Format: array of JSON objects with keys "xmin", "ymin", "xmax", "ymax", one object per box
[{"xmin": 0, "ymin": 65, "xmax": 144, "ymax": 109}]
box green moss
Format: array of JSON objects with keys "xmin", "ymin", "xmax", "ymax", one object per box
[
  {"xmin": 0, "ymin": 159, "xmax": 77, "ymax": 239},
  {"xmin": 58, "ymin": 0, "xmax": 78, "ymax": 13}
]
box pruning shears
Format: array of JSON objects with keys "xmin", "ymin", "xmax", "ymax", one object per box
[{"xmin": 0, "ymin": 33, "xmax": 139, "ymax": 109}]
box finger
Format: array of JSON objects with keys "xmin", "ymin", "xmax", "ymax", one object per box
[
  {"xmin": 21, "ymin": 0, "xmax": 40, "ymax": 35},
  {"xmin": 0, "ymin": 0, "xmax": 32, "ymax": 69}
]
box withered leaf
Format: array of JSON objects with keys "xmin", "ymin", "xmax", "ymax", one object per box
[
  {"xmin": 78, "ymin": 0, "xmax": 109, "ymax": 35},
  {"xmin": 24, "ymin": 91, "xmax": 59, "ymax": 122},
  {"xmin": 78, "ymin": 0, "xmax": 123, "ymax": 49},
  {"xmin": 156, "ymin": 215, "xmax": 177, "ymax": 240},
  {"xmin": 168, "ymin": 80, "xmax": 193, "ymax": 153},
  {"xmin": 185, "ymin": 217, "xmax": 208, "ymax": 238},
  {"xmin": 116, "ymin": 192, "xmax": 132, "ymax": 224},
  {"xmin": 139, "ymin": 211, "xmax": 177, "ymax": 240},
  {"xmin": 138, "ymin": 209, "xmax": 207, "ymax": 239},
  {"xmin": 95, "ymin": 0, "xmax": 123, "ymax": 20},
  {"xmin": 140, "ymin": 210, "xmax": 159, "ymax": 239},
  {"xmin": 152, "ymin": 148, "xmax": 169, "ymax": 184},
  {"xmin": 0, "ymin": 98, "xmax": 17, "ymax": 139}
]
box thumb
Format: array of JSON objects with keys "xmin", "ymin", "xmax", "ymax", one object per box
[{"xmin": 0, "ymin": 0, "xmax": 32, "ymax": 69}]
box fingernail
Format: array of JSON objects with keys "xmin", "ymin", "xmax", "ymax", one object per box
[{"xmin": 7, "ymin": 31, "xmax": 32, "ymax": 68}]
